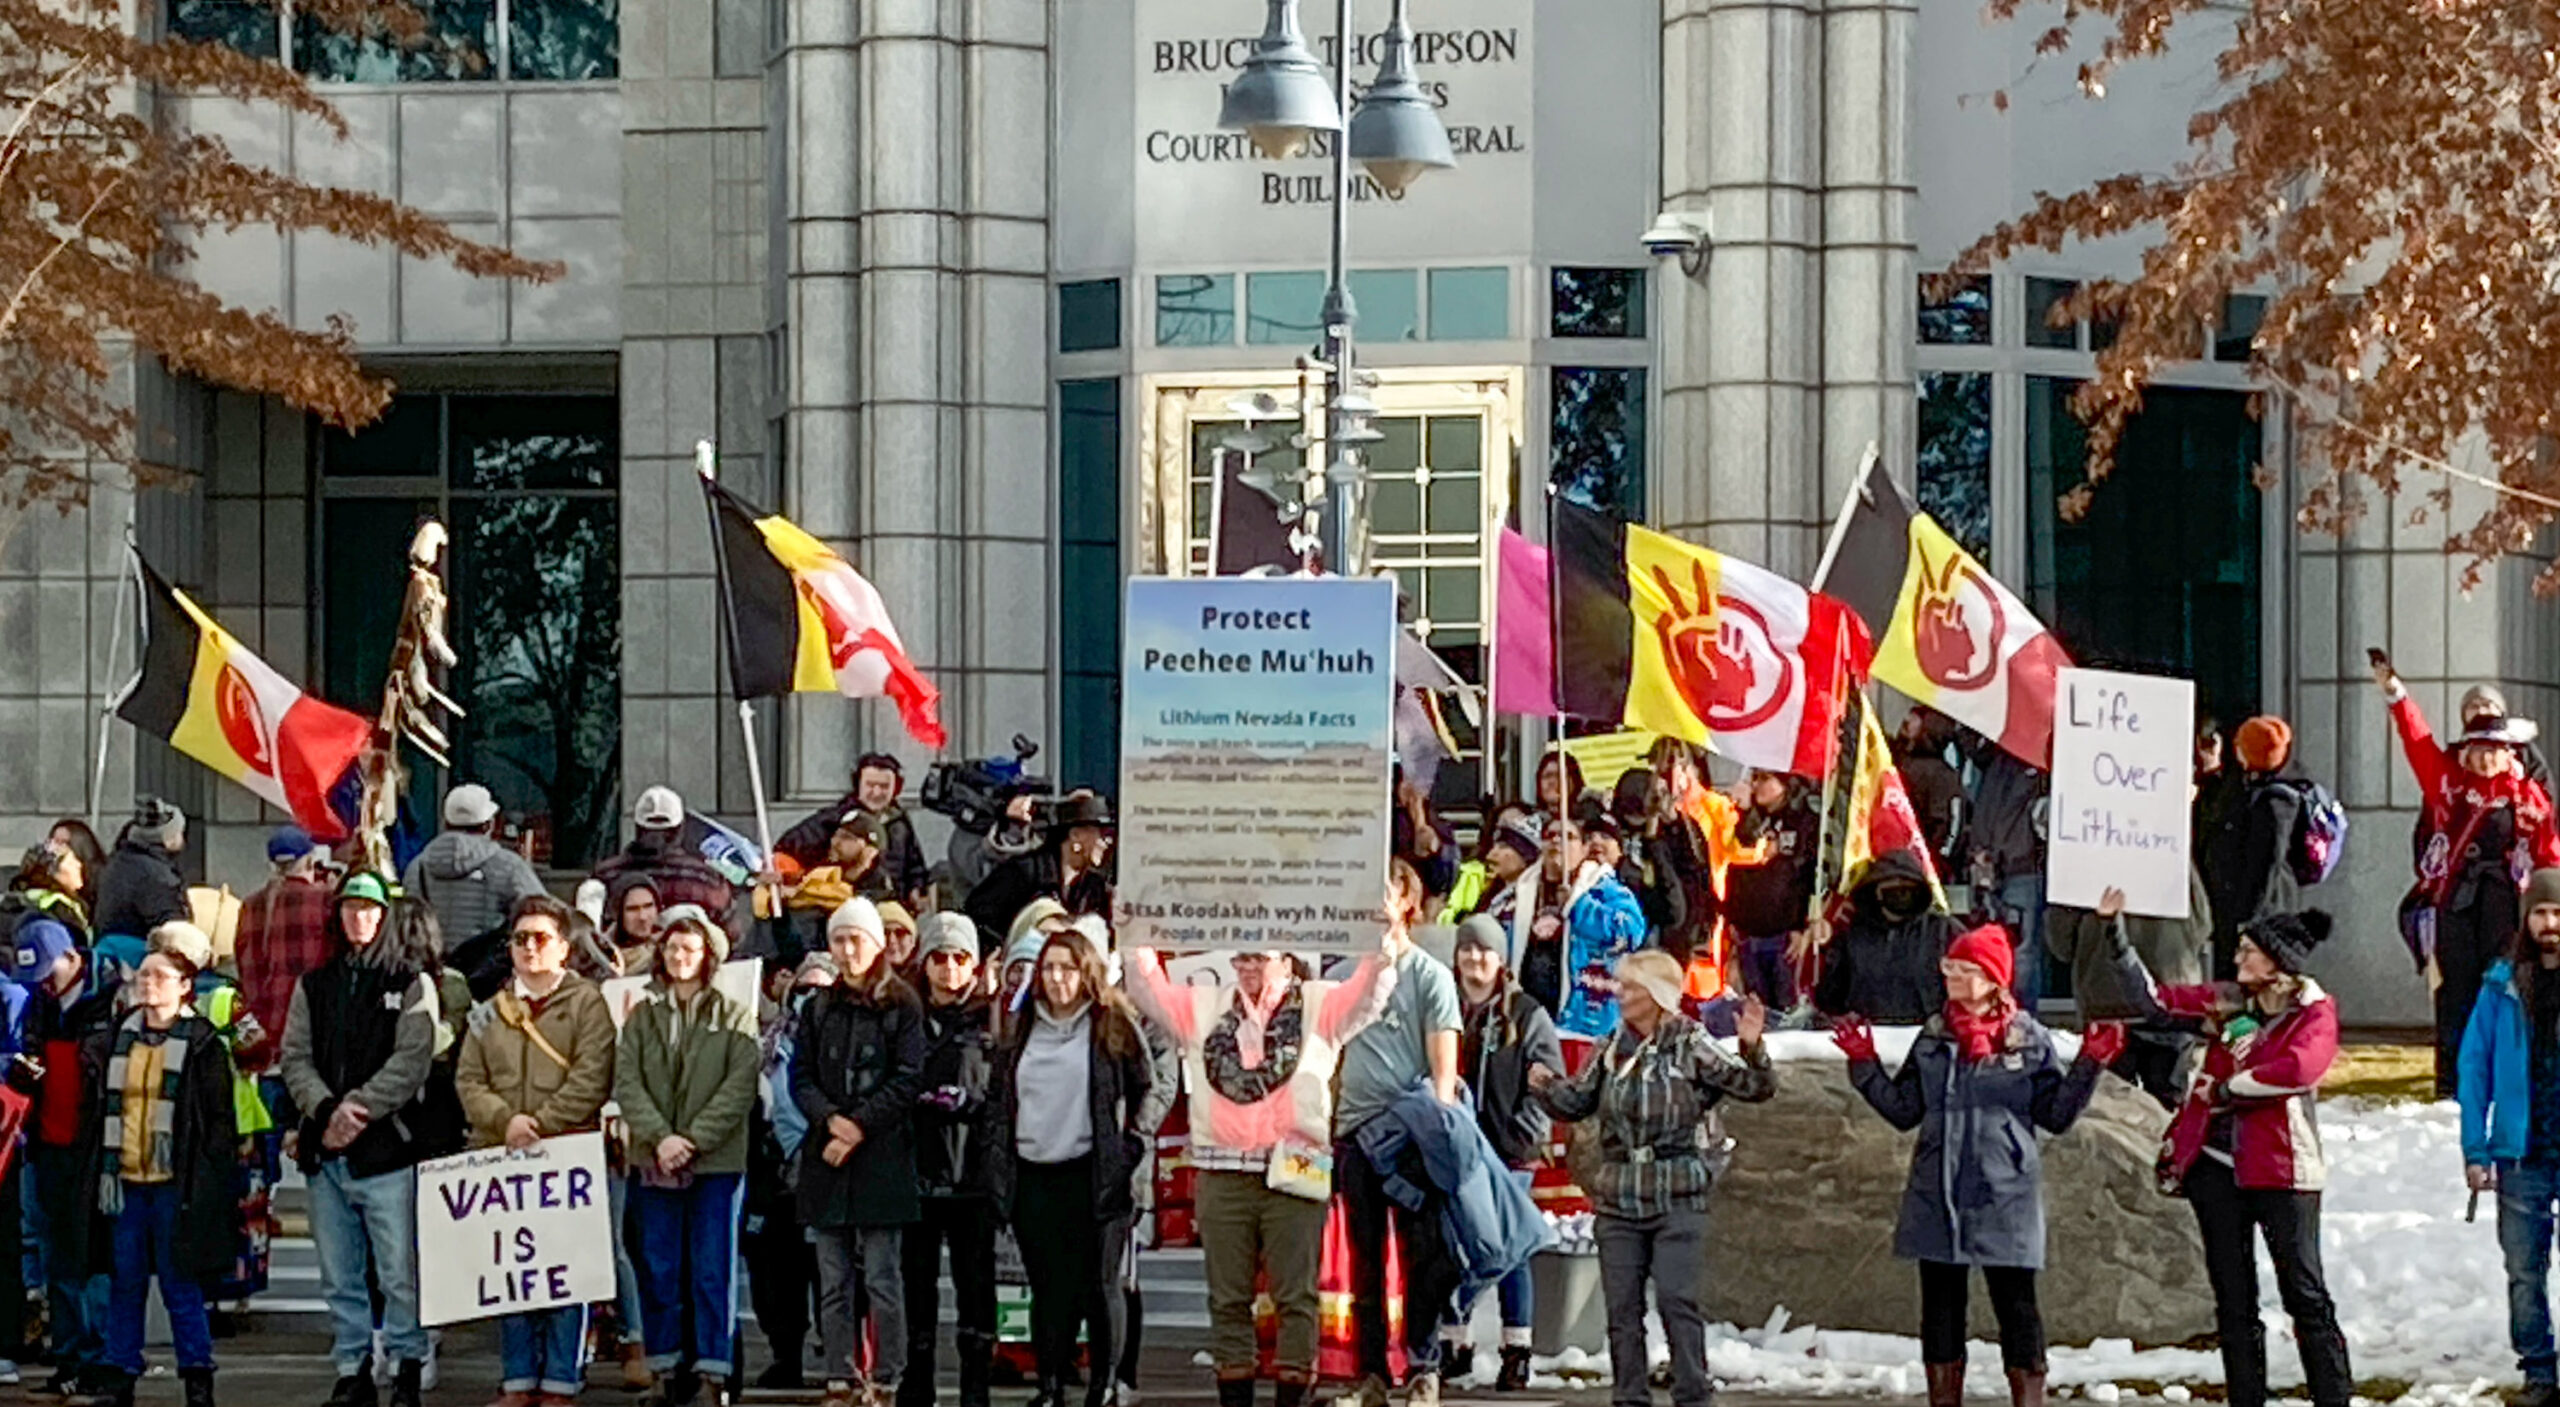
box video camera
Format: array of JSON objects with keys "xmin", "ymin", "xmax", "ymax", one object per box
[{"xmin": 920, "ymin": 734, "xmax": 1054, "ymax": 836}]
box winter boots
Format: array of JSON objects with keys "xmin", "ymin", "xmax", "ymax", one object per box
[
  {"xmin": 181, "ymin": 1367, "xmax": 214, "ymax": 1407},
  {"xmin": 1273, "ymin": 1381, "xmax": 1310, "ymax": 1407},
  {"xmin": 2006, "ymin": 1368, "xmax": 2047, "ymax": 1407},
  {"xmin": 1495, "ymin": 1347, "xmax": 1533, "ymax": 1392},
  {"xmin": 325, "ymin": 1360, "xmax": 379, "ymax": 1407},
  {"xmin": 389, "ymin": 1361, "xmax": 423, "ymax": 1407},
  {"xmin": 1926, "ymin": 1362, "xmax": 1967, "ymax": 1407}
]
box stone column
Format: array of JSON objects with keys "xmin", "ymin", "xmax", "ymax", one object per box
[
  {"xmin": 1656, "ymin": 0, "xmax": 1826, "ymax": 576},
  {"xmin": 779, "ymin": 0, "xmax": 1051, "ymax": 798},
  {"xmin": 1817, "ymin": 0, "xmax": 1917, "ymax": 515}
]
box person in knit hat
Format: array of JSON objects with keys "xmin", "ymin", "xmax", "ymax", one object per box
[
  {"xmin": 2462, "ymin": 869, "xmax": 2560, "ymax": 1407},
  {"xmin": 2199, "ymin": 713, "xmax": 2311, "ymax": 982},
  {"xmin": 2111, "ymin": 899, "xmax": 2350, "ymax": 1407},
  {"xmin": 1834, "ymin": 925, "xmax": 2124, "ymax": 1407},
  {"xmin": 92, "ymin": 799, "xmax": 188, "ymax": 947}
]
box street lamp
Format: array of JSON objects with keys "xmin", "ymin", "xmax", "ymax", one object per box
[{"xmin": 1218, "ymin": 0, "xmax": 1453, "ymax": 575}]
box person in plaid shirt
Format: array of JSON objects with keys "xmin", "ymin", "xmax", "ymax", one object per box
[{"xmin": 234, "ymin": 827, "xmax": 339, "ymax": 1077}]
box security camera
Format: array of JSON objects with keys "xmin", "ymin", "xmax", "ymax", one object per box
[{"xmin": 1640, "ymin": 211, "xmax": 1711, "ymax": 277}]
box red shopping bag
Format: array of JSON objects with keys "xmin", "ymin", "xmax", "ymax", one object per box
[{"xmin": 1254, "ymin": 1195, "xmax": 1406, "ymax": 1383}]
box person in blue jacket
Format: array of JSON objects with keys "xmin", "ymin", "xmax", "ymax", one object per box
[
  {"xmin": 1553, "ymin": 815, "xmax": 1648, "ymax": 1039},
  {"xmin": 2460, "ymin": 866, "xmax": 2560, "ymax": 1407}
]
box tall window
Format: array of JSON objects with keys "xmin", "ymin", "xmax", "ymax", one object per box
[
  {"xmin": 1551, "ymin": 366, "xmax": 1646, "ymax": 518},
  {"xmin": 171, "ymin": 0, "xmax": 616, "ymax": 81},
  {"xmin": 1058, "ymin": 381, "xmax": 1122, "ymax": 792},
  {"xmin": 319, "ymin": 393, "xmax": 621, "ymax": 866}
]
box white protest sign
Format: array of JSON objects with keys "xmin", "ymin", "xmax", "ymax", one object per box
[
  {"xmin": 416, "ymin": 1130, "xmax": 616, "ymax": 1326},
  {"xmin": 1116, "ymin": 576, "xmax": 1399, "ymax": 955},
  {"xmin": 2046, "ymin": 667, "xmax": 2196, "ymax": 918},
  {"xmin": 600, "ymin": 958, "xmax": 762, "ymax": 1033}
]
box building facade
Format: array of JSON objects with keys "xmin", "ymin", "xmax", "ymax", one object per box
[{"xmin": 8, "ymin": 0, "xmax": 2539, "ymax": 1021}]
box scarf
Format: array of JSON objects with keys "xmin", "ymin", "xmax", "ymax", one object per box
[
  {"xmin": 1944, "ymin": 993, "xmax": 2018, "ymax": 1063},
  {"xmin": 1202, "ymin": 983, "xmax": 1305, "ymax": 1106},
  {"xmin": 100, "ymin": 1009, "xmax": 193, "ymax": 1211}
]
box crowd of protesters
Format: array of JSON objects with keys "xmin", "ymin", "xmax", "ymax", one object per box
[{"xmin": 6, "ymin": 671, "xmax": 2560, "ymax": 1407}]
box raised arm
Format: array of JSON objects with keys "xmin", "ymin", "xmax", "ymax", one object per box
[
  {"xmin": 2387, "ymin": 689, "xmax": 2452, "ymax": 797},
  {"xmin": 1123, "ymin": 948, "xmax": 1200, "ymax": 1046},
  {"xmin": 1684, "ymin": 1028, "xmax": 1776, "ymax": 1104},
  {"xmin": 1847, "ymin": 1046, "xmax": 1926, "ymax": 1131}
]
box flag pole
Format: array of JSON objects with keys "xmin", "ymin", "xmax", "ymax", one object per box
[
  {"xmin": 89, "ymin": 538, "xmax": 141, "ymax": 831},
  {"xmin": 1808, "ymin": 441, "xmax": 1881, "ymax": 594},
  {"xmin": 697, "ymin": 440, "xmax": 780, "ymax": 875}
]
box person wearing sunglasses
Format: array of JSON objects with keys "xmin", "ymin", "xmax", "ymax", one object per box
[
  {"xmin": 900, "ymin": 915, "xmax": 999, "ymax": 1407},
  {"xmin": 456, "ymin": 895, "xmax": 617, "ymax": 1407}
]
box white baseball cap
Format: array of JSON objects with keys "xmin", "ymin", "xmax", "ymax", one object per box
[
  {"xmin": 443, "ymin": 783, "xmax": 501, "ymax": 829},
  {"xmin": 634, "ymin": 786, "xmax": 685, "ymax": 830}
]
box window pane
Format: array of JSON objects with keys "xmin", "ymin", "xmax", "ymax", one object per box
[
  {"xmin": 298, "ymin": 0, "xmax": 495, "ymax": 80},
  {"xmin": 2216, "ymin": 293, "xmax": 2265, "ymax": 363},
  {"xmin": 1426, "ymin": 415, "xmax": 1481, "ymax": 472},
  {"xmin": 2024, "ymin": 277, "xmax": 2079, "ymax": 350},
  {"xmin": 1552, "ymin": 367, "xmax": 1646, "ymax": 518},
  {"xmin": 1552, "ymin": 267, "xmax": 1647, "ymax": 338},
  {"xmin": 1058, "ymin": 280, "xmax": 1122, "ymax": 353},
  {"xmin": 1058, "ymin": 379, "xmax": 1120, "ymax": 549},
  {"xmin": 1424, "ymin": 566, "xmax": 1480, "ymax": 628},
  {"xmin": 1368, "ymin": 417, "xmax": 1422, "ymax": 474},
  {"xmin": 451, "ymin": 395, "xmax": 617, "ymax": 490},
  {"xmin": 169, "ymin": 0, "xmax": 279, "ymax": 58},
  {"xmin": 1348, "ymin": 270, "xmax": 1420, "ymax": 343},
  {"xmin": 452, "ymin": 494, "xmax": 621, "ymax": 867},
  {"xmin": 1427, "ymin": 267, "xmax": 1509, "ymax": 341},
  {"xmin": 320, "ymin": 397, "xmax": 442, "ymax": 477},
  {"xmin": 1919, "ymin": 274, "xmax": 1992, "ymax": 346},
  {"xmin": 322, "ymin": 497, "xmax": 441, "ymax": 828},
  {"xmin": 510, "ymin": 0, "xmax": 619, "ymax": 79},
  {"xmin": 1371, "ymin": 475, "xmax": 1423, "ymax": 535},
  {"xmin": 1917, "ymin": 372, "xmax": 1993, "ymax": 561},
  {"xmin": 1426, "ymin": 476, "xmax": 1480, "ymax": 535},
  {"xmin": 1246, "ymin": 271, "xmax": 1326, "ymax": 346},
  {"xmin": 1154, "ymin": 274, "xmax": 1234, "ymax": 347}
]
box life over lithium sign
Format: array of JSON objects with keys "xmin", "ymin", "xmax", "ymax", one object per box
[
  {"xmin": 2046, "ymin": 666, "xmax": 2196, "ymax": 920},
  {"xmin": 415, "ymin": 1131, "xmax": 616, "ymax": 1326}
]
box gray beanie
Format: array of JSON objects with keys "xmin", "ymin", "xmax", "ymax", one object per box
[
  {"xmin": 133, "ymin": 797, "xmax": 185, "ymax": 851},
  {"xmin": 2465, "ymin": 684, "xmax": 2514, "ymax": 723}
]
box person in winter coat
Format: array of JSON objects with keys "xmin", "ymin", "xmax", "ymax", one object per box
[
  {"xmin": 900, "ymin": 915, "xmax": 999, "ymax": 1407},
  {"xmin": 2119, "ymin": 904, "xmax": 2351, "ymax": 1407},
  {"xmin": 1895, "ymin": 708, "xmax": 1967, "ymax": 871},
  {"xmin": 234, "ymin": 827, "xmax": 338, "ymax": 1079},
  {"xmin": 13, "ymin": 836, "xmax": 93, "ymax": 944},
  {"xmin": 1813, "ymin": 851, "xmax": 1957, "ymax": 1024},
  {"xmin": 962, "ymin": 793, "xmax": 1114, "ymax": 954},
  {"xmin": 82, "ymin": 945, "xmax": 238, "ymax": 1407},
  {"xmin": 1961, "ymin": 742, "xmax": 2052, "ymax": 1005},
  {"xmin": 617, "ymin": 908, "xmax": 760, "ymax": 1407},
  {"xmin": 1444, "ymin": 916, "xmax": 1563, "ymax": 1390},
  {"xmin": 17, "ymin": 914, "xmax": 113, "ymax": 1394},
  {"xmin": 1609, "ymin": 770, "xmax": 1701, "ymax": 961},
  {"xmin": 1124, "ymin": 915, "xmax": 1395, "ymax": 1407},
  {"xmin": 791, "ymin": 898, "xmax": 928, "ymax": 1407},
  {"xmin": 1531, "ymin": 951, "xmax": 1774, "ymax": 1407},
  {"xmin": 92, "ymin": 800, "xmax": 188, "ymax": 947},
  {"xmin": 985, "ymin": 930, "xmax": 1154, "ymax": 1407},
  {"xmin": 1535, "ymin": 752, "xmax": 1586, "ymax": 823},
  {"xmin": 2378, "ymin": 660, "xmax": 2560, "ymax": 1099},
  {"xmin": 595, "ymin": 788, "xmax": 739, "ymax": 941},
  {"xmin": 745, "ymin": 957, "xmax": 826, "ymax": 1390},
  {"xmin": 1548, "ymin": 817, "xmax": 1649, "ymax": 1039},
  {"xmin": 1725, "ymin": 772, "xmax": 1820, "ymax": 1009},
  {"xmin": 279, "ymin": 873, "xmax": 446, "ymax": 1407},
  {"xmin": 455, "ymin": 894, "xmax": 618, "ymax": 1407},
  {"xmin": 2199, "ymin": 717, "xmax": 2306, "ymax": 980},
  {"xmin": 403, "ymin": 785, "xmax": 546, "ymax": 952},
  {"xmin": 1437, "ymin": 807, "xmax": 1540, "ymax": 933},
  {"xmin": 1832, "ymin": 926, "xmax": 2122, "ymax": 1407},
  {"xmin": 1115, "ymin": 941, "xmax": 1184, "ymax": 1407},
  {"xmin": 2047, "ymin": 870, "xmax": 2214, "ymax": 1106},
  {"xmin": 776, "ymin": 754, "xmax": 933, "ymax": 909},
  {"xmin": 2460, "ymin": 868, "xmax": 2560, "ymax": 1407}
]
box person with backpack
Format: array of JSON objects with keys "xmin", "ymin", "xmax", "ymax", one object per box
[
  {"xmin": 402, "ymin": 785, "xmax": 545, "ymax": 957},
  {"xmin": 279, "ymin": 874, "xmax": 446, "ymax": 1407},
  {"xmin": 2202, "ymin": 717, "xmax": 2308, "ymax": 979}
]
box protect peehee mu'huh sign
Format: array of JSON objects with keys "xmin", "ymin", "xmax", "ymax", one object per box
[
  {"xmin": 416, "ymin": 1131, "xmax": 615, "ymax": 1326},
  {"xmin": 2046, "ymin": 667, "xmax": 2196, "ymax": 919}
]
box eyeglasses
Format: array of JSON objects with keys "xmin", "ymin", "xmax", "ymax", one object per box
[
  {"xmin": 509, "ymin": 930, "xmax": 561, "ymax": 948},
  {"xmin": 925, "ymin": 951, "xmax": 973, "ymax": 966}
]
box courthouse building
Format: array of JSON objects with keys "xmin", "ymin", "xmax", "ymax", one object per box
[{"xmin": 8, "ymin": 0, "xmax": 2531, "ymax": 1020}]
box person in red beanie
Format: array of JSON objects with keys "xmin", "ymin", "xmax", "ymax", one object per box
[{"xmin": 1833, "ymin": 926, "xmax": 2124, "ymax": 1407}]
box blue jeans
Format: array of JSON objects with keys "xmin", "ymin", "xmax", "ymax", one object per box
[
  {"xmin": 1738, "ymin": 934, "xmax": 1797, "ymax": 1008},
  {"xmin": 309, "ymin": 1159, "xmax": 428, "ymax": 1376},
  {"xmin": 1997, "ymin": 874, "xmax": 2048, "ymax": 1008},
  {"xmin": 2503, "ymin": 1159, "xmax": 2560, "ymax": 1384},
  {"xmin": 1449, "ymin": 1171, "xmax": 1536, "ymax": 1339},
  {"xmin": 631, "ymin": 1174, "xmax": 744, "ymax": 1377},
  {"xmin": 32, "ymin": 1143, "xmax": 108, "ymax": 1377},
  {"xmin": 609, "ymin": 1172, "xmax": 646, "ymax": 1344},
  {"xmin": 501, "ymin": 1305, "xmax": 591, "ymax": 1397},
  {"xmin": 106, "ymin": 1181, "xmax": 213, "ymax": 1375}
]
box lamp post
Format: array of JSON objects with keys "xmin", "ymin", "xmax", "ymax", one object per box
[{"xmin": 1218, "ymin": 0, "xmax": 1453, "ymax": 575}]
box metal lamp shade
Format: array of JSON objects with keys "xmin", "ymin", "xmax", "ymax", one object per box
[
  {"xmin": 1346, "ymin": 3, "xmax": 1453, "ymax": 195},
  {"xmin": 1219, "ymin": 0, "xmax": 1341, "ymax": 159}
]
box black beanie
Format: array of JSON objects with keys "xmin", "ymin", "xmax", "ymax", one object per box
[{"xmin": 2244, "ymin": 909, "xmax": 2334, "ymax": 975}]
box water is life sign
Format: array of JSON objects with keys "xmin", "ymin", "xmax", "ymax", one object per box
[{"xmin": 415, "ymin": 1131, "xmax": 616, "ymax": 1326}]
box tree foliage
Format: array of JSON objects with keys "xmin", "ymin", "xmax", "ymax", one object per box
[
  {"xmin": 1957, "ymin": 0, "xmax": 2560, "ymax": 588},
  {"xmin": 0, "ymin": 0, "xmax": 554, "ymax": 536}
]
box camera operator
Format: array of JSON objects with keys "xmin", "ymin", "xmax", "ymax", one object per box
[
  {"xmin": 776, "ymin": 753, "xmax": 931, "ymax": 910},
  {"xmin": 961, "ymin": 792, "xmax": 1114, "ymax": 955}
]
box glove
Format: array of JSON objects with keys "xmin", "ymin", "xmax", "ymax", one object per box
[
  {"xmin": 2079, "ymin": 1022, "xmax": 2128, "ymax": 1068},
  {"xmin": 1831, "ymin": 1015, "xmax": 1878, "ymax": 1065}
]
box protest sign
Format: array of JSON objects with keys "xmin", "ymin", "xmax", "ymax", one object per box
[
  {"xmin": 601, "ymin": 958, "xmax": 762, "ymax": 1033},
  {"xmin": 2047, "ymin": 667, "xmax": 2196, "ymax": 918},
  {"xmin": 416, "ymin": 1130, "xmax": 616, "ymax": 1326},
  {"xmin": 1116, "ymin": 576, "xmax": 1398, "ymax": 955}
]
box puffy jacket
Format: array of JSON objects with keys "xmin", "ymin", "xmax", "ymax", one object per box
[
  {"xmin": 790, "ymin": 975, "xmax": 928, "ymax": 1228},
  {"xmin": 2460, "ymin": 958, "xmax": 2547, "ymax": 1167},
  {"xmin": 455, "ymin": 974, "xmax": 616, "ymax": 1147},
  {"xmin": 777, "ymin": 797, "xmax": 931, "ymax": 903},
  {"xmin": 402, "ymin": 832, "xmax": 546, "ymax": 949},
  {"xmin": 1848, "ymin": 1013, "xmax": 2104, "ymax": 1269},
  {"xmin": 1814, "ymin": 851, "xmax": 1957, "ymax": 1024},
  {"xmin": 2146, "ymin": 977, "xmax": 2339, "ymax": 1193},
  {"xmin": 984, "ymin": 999, "xmax": 1155, "ymax": 1222},
  {"xmin": 2047, "ymin": 869, "xmax": 2213, "ymax": 1021},
  {"xmin": 2393, "ymin": 693, "xmax": 2560, "ymax": 906},
  {"xmin": 1462, "ymin": 982, "xmax": 1562, "ymax": 1167},
  {"xmin": 1353, "ymin": 1078, "xmax": 1551, "ymax": 1307},
  {"xmin": 1559, "ymin": 864, "xmax": 1648, "ymax": 1039},
  {"xmin": 1725, "ymin": 800, "xmax": 1819, "ymax": 938},
  {"xmin": 615, "ymin": 978, "xmax": 760, "ymax": 1177},
  {"xmin": 913, "ymin": 994, "xmax": 998, "ymax": 1198},
  {"xmin": 92, "ymin": 839, "xmax": 187, "ymax": 940},
  {"xmin": 2202, "ymin": 774, "xmax": 2304, "ymax": 967}
]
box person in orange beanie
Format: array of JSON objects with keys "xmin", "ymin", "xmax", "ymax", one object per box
[{"xmin": 2201, "ymin": 714, "xmax": 2306, "ymax": 981}]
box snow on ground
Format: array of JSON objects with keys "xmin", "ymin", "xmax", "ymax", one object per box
[{"xmin": 1455, "ymin": 1097, "xmax": 2514, "ymax": 1402}]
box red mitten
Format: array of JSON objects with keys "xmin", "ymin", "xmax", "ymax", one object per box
[
  {"xmin": 2080, "ymin": 1022, "xmax": 2129, "ymax": 1068},
  {"xmin": 1832, "ymin": 1015, "xmax": 1879, "ymax": 1065}
]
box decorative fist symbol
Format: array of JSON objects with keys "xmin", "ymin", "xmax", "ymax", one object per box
[{"xmin": 1653, "ymin": 563, "xmax": 1755, "ymax": 721}]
